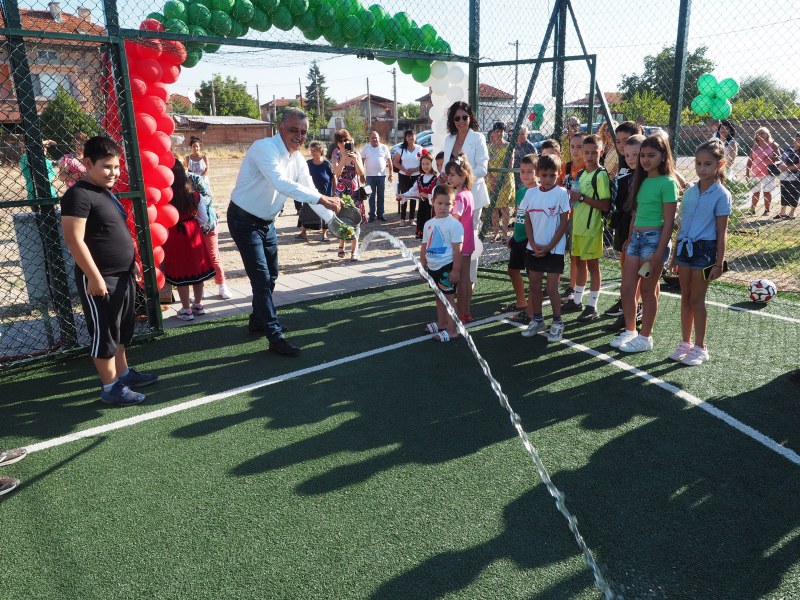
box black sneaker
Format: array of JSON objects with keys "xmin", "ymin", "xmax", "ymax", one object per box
[
  {"xmin": 604, "ymin": 314, "xmax": 626, "ymax": 332},
  {"xmin": 368, "ymin": 216, "xmax": 376, "ymax": 223},
  {"xmin": 100, "ymin": 381, "xmax": 145, "ymax": 406},
  {"xmin": 378, "ymin": 216, "xmax": 388, "ymax": 222},
  {"xmin": 561, "ymin": 300, "xmax": 583, "ymax": 313},
  {"xmin": 119, "ymin": 368, "xmax": 158, "ymax": 388},
  {"xmin": 577, "ymin": 306, "xmax": 600, "ymax": 322},
  {"xmin": 604, "ymin": 298, "xmax": 623, "ymax": 317},
  {"xmin": 269, "ymin": 337, "xmax": 301, "ymax": 357}
]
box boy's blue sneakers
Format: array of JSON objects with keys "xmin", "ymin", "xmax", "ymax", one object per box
[
  {"xmin": 100, "ymin": 381, "xmax": 145, "ymax": 406},
  {"xmin": 119, "ymin": 368, "xmax": 158, "ymax": 388}
]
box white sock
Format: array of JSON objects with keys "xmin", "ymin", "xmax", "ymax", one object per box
[
  {"xmin": 102, "ymin": 380, "xmax": 118, "ymax": 392},
  {"xmin": 573, "ymin": 285, "xmax": 585, "ymax": 304},
  {"xmin": 120, "ymin": 368, "xmax": 130, "ymax": 378},
  {"xmin": 588, "ymin": 291, "xmax": 600, "ymax": 308}
]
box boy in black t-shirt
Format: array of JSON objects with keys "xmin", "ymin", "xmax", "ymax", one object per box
[{"xmin": 61, "ymin": 137, "xmax": 157, "ymax": 406}]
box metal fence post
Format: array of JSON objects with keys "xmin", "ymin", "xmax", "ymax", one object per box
[
  {"xmin": 468, "ymin": 0, "xmax": 480, "ymax": 115},
  {"xmin": 552, "ymin": 0, "xmax": 567, "ymax": 139},
  {"xmin": 668, "ymin": 0, "xmax": 692, "ymax": 153}
]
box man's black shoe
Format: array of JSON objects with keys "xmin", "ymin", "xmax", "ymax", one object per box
[
  {"xmin": 248, "ymin": 315, "xmax": 264, "ymax": 332},
  {"xmin": 269, "ymin": 338, "xmax": 301, "ymax": 357},
  {"xmin": 378, "ymin": 216, "xmax": 388, "ymax": 221}
]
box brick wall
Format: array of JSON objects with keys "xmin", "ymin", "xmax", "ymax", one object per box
[{"xmin": 175, "ymin": 124, "xmax": 268, "ymax": 146}]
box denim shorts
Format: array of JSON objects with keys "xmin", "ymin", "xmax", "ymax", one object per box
[
  {"xmin": 626, "ymin": 228, "xmax": 671, "ymax": 264},
  {"xmin": 675, "ymin": 239, "xmax": 717, "ymax": 269}
]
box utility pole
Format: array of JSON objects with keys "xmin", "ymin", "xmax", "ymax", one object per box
[
  {"xmin": 299, "ymin": 78, "xmax": 304, "ymax": 109},
  {"xmin": 391, "ymin": 67, "xmax": 398, "ymax": 143},
  {"xmin": 210, "ymin": 75, "xmax": 216, "ymax": 116},
  {"xmin": 510, "ymin": 40, "xmax": 519, "ymax": 118},
  {"xmin": 256, "ymin": 84, "xmax": 260, "ymax": 114},
  {"xmin": 366, "ymin": 77, "xmax": 371, "ymax": 133},
  {"xmin": 314, "ymin": 68, "xmax": 321, "ymax": 117},
  {"xmin": 272, "ymin": 94, "xmax": 276, "ymax": 125}
]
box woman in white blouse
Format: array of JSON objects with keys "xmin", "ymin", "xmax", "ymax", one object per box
[{"xmin": 441, "ymin": 101, "xmax": 489, "ymax": 282}]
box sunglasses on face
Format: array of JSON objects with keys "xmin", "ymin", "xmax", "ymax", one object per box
[{"xmin": 453, "ymin": 115, "xmax": 469, "ymax": 122}]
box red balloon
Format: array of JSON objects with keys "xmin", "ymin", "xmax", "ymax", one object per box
[
  {"xmin": 144, "ymin": 186, "xmax": 161, "ymax": 204},
  {"xmin": 156, "ymin": 203, "xmax": 180, "ymax": 228},
  {"xmin": 130, "ymin": 77, "xmax": 148, "ymax": 98},
  {"xmin": 158, "ymin": 150, "xmax": 177, "ymax": 169},
  {"xmin": 160, "ymin": 40, "xmax": 188, "ymax": 66},
  {"xmin": 134, "ymin": 95, "xmax": 167, "ymax": 117},
  {"xmin": 143, "ymin": 164, "xmax": 174, "ymax": 189},
  {"xmin": 140, "ymin": 150, "xmax": 159, "ymax": 172},
  {"xmin": 140, "ymin": 18, "xmax": 165, "ymax": 32},
  {"xmin": 135, "ymin": 113, "xmax": 157, "ymax": 137},
  {"xmin": 159, "ymin": 186, "xmax": 174, "ymax": 205},
  {"xmin": 149, "ymin": 82, "xmax": 170, "ymax": 103},
  {"xmin": 150, "ymin": 222, "xmax": 168, "ymax": 246},
  {"xmin": 140, "ymin": 130, "xmax": 171, "ymax": 155},
  {"xmin": 124, "ymin": 40, "xmax": 139, "ymax": 61},
  {"xmin": 134, "ymin": 39, "xmax": 163, "ymax": 60},
  {"xmin": 152, "ymin": 245, "xmax": 165, "ymax": 266},
  {"xmin": 147, "ymin": 203, "xmax": 158, "ymax": 223},
  {"xmin": 156, "ymin": 114, "xmax": 175, "ymax": 136},
  {"xmin": 527, "ymin": 113, "xmax": 536, "ymax": 122},
  {"xmin": 155, "ymin": 267, "xmax": 166, "ymax": 290},
  {"xmin": 136, "ymin": 59, "xmax": 163, "ymax": 84},
  {"xmin": 161, "ymin": 64, "xmax": 181, "ymax": 84}
]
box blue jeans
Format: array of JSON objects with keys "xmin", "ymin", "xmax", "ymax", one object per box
[
  {"xmin": 227, "ymin": 202, "xmax": 282, "ymax": 342},
  {"xmin": 366, "ymin": 175, "xmax": 385, "ymax": 218},
  {"xmin": 626, "ymin": 228, "xmax": 671, "ymax": 264}
]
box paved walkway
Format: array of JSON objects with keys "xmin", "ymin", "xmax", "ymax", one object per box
[{"xmin": 161, "ymin": 256, "xmax": 419, "ymax": 329}]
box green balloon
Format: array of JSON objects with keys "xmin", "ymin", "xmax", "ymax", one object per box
[
  {"xmin": 397, "ymin": 58, "xmax": 414, "ymax": 75},
  {"xmin": 342, "ymin": 14, "xmax": 361, "ymax": 39},
  {"xmin": 227, "ymin": 19, "xmax": 244, "ymax": 37},
  {"xmin": 303, "ymin": 24, "xmax": 322, "ymax": 40},
  {"xmin": 344, "ymin": 0, "xmax": 360, "ymax": 15},
  {"xmin": 249, "ymin": 6, "xmax": 271, "ymax": 30},
  {"xmin": 272, "ymin": 5, "xmax": 294, "ymax": 29},
  {"xmin": 394, "ymin": 11, "xmax": 412, "ymax": 33},
  {"xmin": 357, "ymin": 9, "xmax": 375, "ymax": 31},
  {"xmin": 420, "ymin": 23, "xmax": 436, "ymax": 43},
  {"xmin": 296, "ymin": 10, "xmax": 317, "ymax": 31},
  {"xmin": 165, "ymin": 18, "xmax": 190, "ymax": 33},
  {"xmin": 328, "ymin": 0, "xmax": 348, "ymax": 19},
  {"xmin": 233, "ymin": 0, "xmax": 255, "ymax": 23},
  {"xmin": 205, "ymin": 42, "xmax": 221, "ymax": 52},
  {"xmin": 716, "ymin": 77, "xmax": 740, "ymax": 100},
  {"xmin": 316, "ymin": 4, "xmax": 335, "ymax": 27},
  {"xmin": 286, "ymin": 0, "xmax": 308, "ymax": 17},
  {"xmin": 382, "ymin": 16, "xmax": 402, "ymax": 40},
  {"xmin": 407, "ymin": 27, "xmax": 426, "ymax": 49},
  {"xmin": 187, "ymin": 25, "xmax": 208, "ymax": 51},
  {"xmin": 709, "ymin": 97, "xmax": 732, "ymax": 119},
  {"xmin": 187, "ymin": 3, "xmax": 212, "ymax": 27},
  {"xmin": 209, "ymin": 10, "xmax": 233, "ymax": 35},
  {"xmin": 369, "ymin": 4, "xmax": 388, "ymax": 23},
  {"xmin": 163, "ymin": 0, "xmax": 187, "ymax": 22},
  {"xmin": 411, "ymin": 62, "xmax": 431, "ymax": 83},
  {"xmin": 440, "ymin": 40, "xmax": 452, "ymax": 54},
  {"xmin": 377, "ymin": 56, "xmax": 394, "ymax": 65},
  {"xmin": 322, "ymin": 21, "xmax": 343, "ymax": 44},
  {"xmin": 254, "ymin": 0, "xmax": 278, "ymax": 14},
  {"xmin": 697, "ymin": 73, "xmax": 717, "ymax": 96},
  {"xmin": 183, "ymin": 48, "xmax": 203, "ymax": 68},
  {"xmin": 691, "ymin": 94, "xmax": 713, "ymax": 115},
  {"xmin": 209, "ymin": 0, "xmax": 235, "ymax": 11},
  {"xmin": 146, "ymin": 12, "xmax": 165, "ymax": 23},
  {"xmin": 364, "ymin": 26, "xmax": 384, "ymax": 47}
]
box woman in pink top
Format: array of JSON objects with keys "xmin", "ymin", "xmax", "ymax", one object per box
[
  {"xmin": 745, "ymin": 126, "xmax": 780, "ymax": 216},
  {"xmin": 446, "ymin": 153, "xmax": 475, "ymax": 322}
]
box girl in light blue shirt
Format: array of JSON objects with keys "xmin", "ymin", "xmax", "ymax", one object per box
[{"xmin": 669, "ymin": 140, "xmax": 732, "ymax": 366}]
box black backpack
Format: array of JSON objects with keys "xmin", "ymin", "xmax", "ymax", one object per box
[{"xmin": 576, "ymin": 167, "xmax": 616, "ymax": 230}]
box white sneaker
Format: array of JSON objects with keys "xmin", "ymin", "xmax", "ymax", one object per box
[
  {"xmin": 218, "ymin": 284, "xmax": 232, "ymax": 299},
  {"xmin": 521, "ymin": 319, "xmax": 547, "ymax": 337},
  {"xmin": 620, "ymin": 334, "xmax": 654, "ymax": 353},
  {"xmin": 669, "ymin": 341, "xmax": 693, "ymax": 362},
  {"xmin": 682, "ymin": 345, "xmax": 709, "ymax": 366},
  {"xmin": 610, "ymin": 330, "xmax": 637, "ymax": 348},
  {"xmin": 176, "ymin": 308, "xmax": 194, "ymax": 321},
  {"xmin": 546, "ymin": 321, "xmax": 564, "ymax": 342}
]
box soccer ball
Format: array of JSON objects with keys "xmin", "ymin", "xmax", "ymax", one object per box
[{"xmin": 749, "ymin": 278, "xmax": 777, "ymax": 303}]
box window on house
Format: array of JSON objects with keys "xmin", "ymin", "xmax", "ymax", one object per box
[
  {"xmin": 35, "ymin": 50, "xmax": 58, "ymax": 63},
  {"xmin": 31, "ymin": 73, "xmax": 74, "ymax": 99},
  {"xmin": 422, "ymin": 105, "xmax": 428, "ymax": 117}
]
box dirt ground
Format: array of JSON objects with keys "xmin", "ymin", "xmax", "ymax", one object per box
[{"xmin": 208, "ymin": 158, "xmax": 422, "ymax": 284}]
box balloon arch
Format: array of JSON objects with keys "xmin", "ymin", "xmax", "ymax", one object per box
[{"xmin": 122, "ymin": 2, "xmax": 465, "ymax": 288}]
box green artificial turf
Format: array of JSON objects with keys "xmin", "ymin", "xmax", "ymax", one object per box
[{"xmin": 2, "ymin": 270, "xmax": 799, "ymax": 599}]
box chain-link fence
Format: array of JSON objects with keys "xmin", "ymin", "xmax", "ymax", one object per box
[{"xmin": 0, "ymin": 1, "xmax": 160, "ymax": 369}]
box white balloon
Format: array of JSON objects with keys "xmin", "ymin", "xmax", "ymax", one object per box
[
  {"xmin": 435, "ymin": 116, "xmax": 448, "ymax": 132},
  {"xmin": 447, "ymin": 64, "xmax": 465, "ymax": 85},
  {"xmin": 430, "ymin": 61, "xmax": 449, "ymax": 80},
  {"xmin": 446, "ymin": 85, "xmax": 465, "ymax": 102},
  {"xmin": 430, "ymin": 78, "xmax": 449, "ymax": 96},
  {"xmin": 431, "ymin": 94, "xmax": 449, "ymax": 107},
  {"xmin": 428, "ymin": 105, "xmax": 442, "ymax": 122},
  {"xmin": 431, "ymin": 132, "xmax": 446, "ymax": 149}
]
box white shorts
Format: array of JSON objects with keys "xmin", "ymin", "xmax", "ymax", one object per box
[{"xmin": 752, "ymin": 174, "xmax": 778, "ymax": 193}]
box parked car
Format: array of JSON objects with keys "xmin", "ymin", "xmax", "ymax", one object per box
[
  {"xmin": 643, "ymin": 125, "xmax": 669, "ymax": 140},
  {"xmin": 391, "ymin": 130, "xmax": 433, "ymax": 155},
  {"xmin": 527, "ymin": 130, "xmax": 547, "ymax": 152}
]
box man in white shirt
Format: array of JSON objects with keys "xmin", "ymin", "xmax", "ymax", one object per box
[
  {"xmin": 360, "ymin": 131, "xmax": 393, "ymax": 222},
  {"xmin": 229, "ymin": 108, "xmax": 341, "ymax": 356}
]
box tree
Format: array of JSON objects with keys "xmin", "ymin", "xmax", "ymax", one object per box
[
  {"xmin": 731, "ymin": 97, "xmax": 800, "ymax": 121},
  {"xmin": 166, "ymin": 95, "xmax": 202, "ymax": 115},
  {"xmin": 194, "ymin": 75, "xmax": 259, "ymax": 119},
  {"xmin": 343, "ymin": 106, "xmax": 367, "ymax": 145},
  {"xmin": 305, "ymin": 61, "xmax": 336, "ymax": 121},
  {"xmin": 398, "ymin": 102, "xmax": 420, "ymax": 119},
  {"xmin": 738, "ymin": 75, "xmax": 798, "ymax": 111},
  {"xmin": 620, "ymin": 45, "xmax": 715, "ymax": 103},
  {"xmin": 38, "ymin": 86, "xmax": 100, "ymax": 159},
  {"xmin": 617, "ymin": 91, "xmax": 671, "ymax": 126}
]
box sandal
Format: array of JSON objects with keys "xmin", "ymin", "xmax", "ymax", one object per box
[
  {"xmin": 433, "ymin": 331, "xmax": 458, "ymax": 342},
  {"xmin": 498, "ymin": 303, "xmax": 526, "ymax": 313},
  {"xmin": 294, "ymin": 233, "xmax": 308, "ymax": 240},
  {"xmin": 422, "ymin": 322, "xmax": 440, "ymax": 334},
  {"xmin": 337, "ymin": 250, "xmax": 345, "ymax": 258}
]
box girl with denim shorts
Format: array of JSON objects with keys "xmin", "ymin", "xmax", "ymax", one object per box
[
  {"xmin": 668, "ymin": 140, "xmax": 732, "ymax": 365},
  {"xmin": 610, "ymin": 135, "xmax": 679, "ymax": 353}
]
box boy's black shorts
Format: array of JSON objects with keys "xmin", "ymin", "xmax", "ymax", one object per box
[
  {"xmin": 525, "ymin": 251, "xmax": 565, "ymax": 275},
  {"xmin": 612, "ymin": 212, "xmax": 633, "ymax": 252},
  {"xmin": 507, "ymin": 238, "xmax": 527, "ymax": 270},
  {"xmin": 76, "ymin": 268, "xmax": 135, "ymax": 359},
  {"xmin": 427, "ymin": 262, "xmax": 456, "ymax": 295}
]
